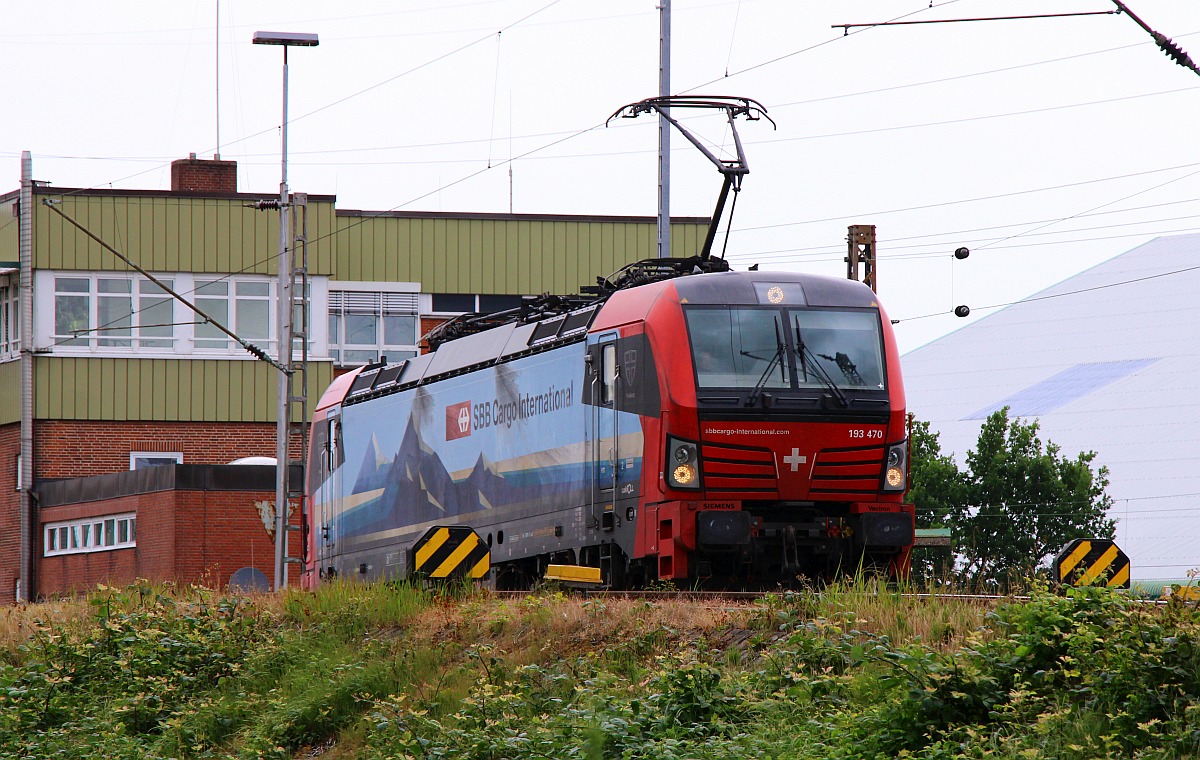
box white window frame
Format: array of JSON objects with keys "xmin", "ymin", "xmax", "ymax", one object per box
[
  {"xmin": 47, "ymin": 273, "xmax": 180, "ymax": 351},
  {"xmin": 328, "ymin": 281, "xmax": 420, "ymax": 367},
  {"xmin": 35, "ymin": 272, "xmax": 331, "ymax": 360},
  {"xmin": 0, "ymin": 273, "xmax": 19, "ymax": 361},
  {"xmin": 44, "ymin": 513, "xmax": 137, "ymax": 556},
  {"xmin": 130, "ymin": 451, "xmax": 183, "ymax": 470},
  {"xmin": 192, "ymin": 276, "xmax": 277, "ymax": 354}
]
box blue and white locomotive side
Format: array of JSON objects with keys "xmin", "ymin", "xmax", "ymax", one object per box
[{"xmin": 304, "ymin": 306, "xmax": 645, "ymax": 587}]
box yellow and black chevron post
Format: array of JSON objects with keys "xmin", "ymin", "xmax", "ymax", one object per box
[
  {"xmin": 409, "ymin": 526, "xmax": 490, "ymax": 581},
  {"xmin": 1054, "ymin": 539, "xmax": 1130, "ymax": 589}
]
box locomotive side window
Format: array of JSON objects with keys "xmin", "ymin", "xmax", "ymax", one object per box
[
  {"xmin": 306, "ymin": 416, "xmax": 345, "ymax": 497},
  {"xmin": 602, "ymin": 343, "xmax": 618, "ymax": 404},
  {"xmin": 793, "ymin": 310, "xmax": 885, "ymax": 390},
  {"xmin": 308, "ymin": 418, "xmax": 329, "ymax": 495}
]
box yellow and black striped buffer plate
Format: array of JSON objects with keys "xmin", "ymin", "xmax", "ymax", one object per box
[
  {"xmin": 1054, "ymin": 539, "xmax": 1130, "ymax": 589},
  {"xmin": 410, "ymin": 526, "xmax": 490, "ymax": 580}
]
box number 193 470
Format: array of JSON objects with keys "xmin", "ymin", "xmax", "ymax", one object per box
[{"xmin": 849, "ymin": 429, "xmax": 884, "ymax": 440}]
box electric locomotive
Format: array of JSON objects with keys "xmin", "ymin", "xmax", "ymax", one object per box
[{"xmin": 302, "ymin": 257, "xmax": 913, "ymax": 590}]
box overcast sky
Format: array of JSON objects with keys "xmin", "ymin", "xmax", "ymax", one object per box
[{"xmin": 5, "ymin": 1, "xmax": 1198, "ymax": 353}]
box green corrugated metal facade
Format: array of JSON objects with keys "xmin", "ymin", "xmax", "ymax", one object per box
[
  {"xmin": 32, "ymin": 192, "xmax": 707, "ymax": 295},
  {"xmin": 0, "ymin": 185, "xmax": 709, "ymax": 424},
  {"xmin": 0, "ymin": 362, "xmax": 18, "ymax": 422},
  {"xmin": 34, "ymin": 192, "xmax": 296, "ymax": 275},
  {"xmin": 330, "ymin": 211, "xmax": 707, "ymax": 294},
  {"xmin": 33, "ymin": 358, "xmax": 332, "ymax": 423},
  {"xmin": 0, "ymin": 193, "xmax": 18, "ymax": 267}
]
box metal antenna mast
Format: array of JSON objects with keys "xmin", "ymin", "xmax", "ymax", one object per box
[
  {"xmin": 846, "ymin": 224, "xmax": 878, "ymax": 292},
  {"xmin": 657, "ymin": 0, "xmax": 671, "ymax": 259},
  {"xmin": 609, "ymin": 95, "xmax": 774, "ymax": 261},
  {"xmin": 254, "ymin": 30, "xmax": 318, "ymax": 591}
]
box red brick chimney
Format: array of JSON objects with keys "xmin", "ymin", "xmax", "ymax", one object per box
[{"xmin": 171, "ymin": 154, "xmax": 238, "ymax": 194}]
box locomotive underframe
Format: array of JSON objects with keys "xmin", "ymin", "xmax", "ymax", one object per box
[
  {"xmin": 315, "ymin": 494, "xmax": 911, "ymax": 591},
  {"xmin": 635, "ymin": 497, "xmax": 912, "ymax": 588},
  {"xmin": 692, "ymin": 502, "xmax": 913, "ymax": 584}
]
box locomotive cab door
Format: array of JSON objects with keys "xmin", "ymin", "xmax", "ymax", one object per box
[
  {"xmin": 313, "ymin": 411, "xmax": 343, "ymax": 576},
  {"xmin": 590, "ymin": 336, "xmax": 619, "ymax": 529}
]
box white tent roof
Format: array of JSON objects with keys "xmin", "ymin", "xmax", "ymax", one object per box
[{"xmin": 902, "ymin": 233, "xmax": 1200, "ymax": 582}]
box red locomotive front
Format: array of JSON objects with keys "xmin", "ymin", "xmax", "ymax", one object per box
[{"xmin": 604, "ymin": 270, "xmax": 913, "ymax": 585}]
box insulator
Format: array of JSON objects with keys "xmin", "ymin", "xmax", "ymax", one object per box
[
  {"xmin": 954, "ymin": 305, "xmax": 971, "ymax": 318},
  {"xmin": 954, "ymin": 247, "xmax": 970, "ymax": 260},
  {"xmin": 1154, "ymin": 32, "xmax": 1198, "ymax": 70}
]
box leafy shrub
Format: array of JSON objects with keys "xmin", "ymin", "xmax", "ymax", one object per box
[
  {"xmin": 6, "ymin": 578, "xmax": 1200, "ymax": 759},
  {"xmin": 0, "ymin": 583, "xmax": 267, "ymax": 758},
  {"xmin": 855, "ymin": 584, "xmax": 1200, "ymax": 757}
]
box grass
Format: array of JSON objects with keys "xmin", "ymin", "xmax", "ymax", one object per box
[{"xmin": 3, "ymin": 578, "xmax": 1198, "ymax": 758}]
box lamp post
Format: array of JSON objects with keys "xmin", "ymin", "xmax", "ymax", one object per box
[{"xmin": 253, "ymin": 30, "xmax": 318, "ymax": 591}]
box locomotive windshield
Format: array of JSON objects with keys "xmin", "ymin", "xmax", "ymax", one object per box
[
  {"xmin": 793, "ymin": 310, "xmax": 885, "ymax": 390},
  {"xmin": 687, "ymin": 308, "xmax": 792, "ymax": 390},
  {"xmin": 685, "ymin": 306, "xmax": 885, "ymax": 391}
]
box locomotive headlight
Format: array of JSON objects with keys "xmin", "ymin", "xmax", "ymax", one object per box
[
  {"xmin": 883, "ymin": 442, "xmax": 907, "ymax": 491},
  {"xmin": 672, "ymin": 463, "xmax": 698, "ymax": 485},
  {"xmin": 666, "ymin": 437, "xmax": 701, "ymax": 490}
]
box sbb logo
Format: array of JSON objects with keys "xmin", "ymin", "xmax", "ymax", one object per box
[{"xmin": 446, "ymin": 401, "xmax": 472, "ymax": 440}]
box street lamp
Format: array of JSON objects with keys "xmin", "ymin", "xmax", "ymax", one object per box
[{"xmin": 253, "ymin": 30, "xmax": 318, "ymax": 591}]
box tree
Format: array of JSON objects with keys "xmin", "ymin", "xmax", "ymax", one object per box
[
  {"xmin": 908, "ymin": 408, "xmax": 1115, "ymax": 589},
  {"xmin": 906, "ymin": 418, "xmax": 967, "ymax": 583},
  {"xmin": 908, "ymin": 418, "xmax": 967, "ymax": 530}
]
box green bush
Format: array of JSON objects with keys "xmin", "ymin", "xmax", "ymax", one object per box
[{"xmin": 4, "ymin": 579, "xmax": 1200, "ymax": 759}]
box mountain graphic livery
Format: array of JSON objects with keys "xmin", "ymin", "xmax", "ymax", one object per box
[{"xmin": 340, "ymin": 413, "xmax": 588, "ymax": 539}]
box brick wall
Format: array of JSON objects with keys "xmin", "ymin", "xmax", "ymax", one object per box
[
  {"xmin": 135, "ymin": 491, "xmax": 178, "ymax": 584},
  {"xmin": 37, "ymin": 484, "xmax": 300, "ymax": 597},
  {"xmin": 420, "ymin": 316, "xmax": 448, "ymax": 353},
  {"xmin": 35, "ymin": 420, "xmax": 304, "ymax": 480},
  {"xmin": 170, "ymin": 157, "xmax": 238, "ymax": 194},
  {"xmin": 172, "ymin": 490, "xmax": 299, "ymax": 588},
  {"xmin": 37, "ymin": 495, "xmax": 143, "ymax": 594},
  {"xmin": 0, "ymin": 423, "xmax": 20, "ymax": 605}
]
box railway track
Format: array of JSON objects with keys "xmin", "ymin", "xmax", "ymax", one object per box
[{"xmin": 488, "ymin": 589, "xmax": 1012, "ymax": 604}]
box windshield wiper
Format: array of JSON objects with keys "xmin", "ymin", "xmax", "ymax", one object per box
[
  {"xmin": 797, "ymin": 333, "xmax": 849, "ymax": 408},
  {"xmin": 744, "ymin": 319, "xmax": 786, "ymax": 408}
]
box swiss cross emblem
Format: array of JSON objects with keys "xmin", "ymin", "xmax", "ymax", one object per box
[
  {"xmin": 783, "ymin": 447, "xmax": 807, "ymax": 472},
  {"xmin": 445, "ymin": 401, "xmax": 472, "ymax": 440}
]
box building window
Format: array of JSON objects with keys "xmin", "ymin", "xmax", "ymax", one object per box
[
  {"xmin": 45, "ymin": 513, "xmax": 136, "ymax": 556},
  {"xmin": 430, "ymin": 293, "xmax": 476, "ymax": 313},
  {"xmin": 430, "ymin": 293, "xmax": 526, "ymax": 315},
  {"xmin": 478, "ymin": 294, "xmax": 524, "ymax": 314},
  {"xmin": 36, "ymin": 272, "xmax": 323, "ymax": 359},
  {"xmin": 51, "ymin": 274, "xmax": 177, "ymax": 350},
  {"xmin": 329, "ymin": 290, "xmax": 419, "ymax": 366},
  {"xmin": 0, "ymin": 277, "xmax": 19, "ymax": 360},
  {"xmin": 130, "ymin": 452, "xmax": 183, "ymax": 470},
  {"xmin": 194, "ymin": 278, "xmax": 272, "ymax": 351}
]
